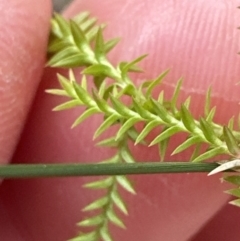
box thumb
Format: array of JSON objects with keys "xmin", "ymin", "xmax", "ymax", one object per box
[{"xmin": 0, "ymin": 0, "xmax": 51, "ymax": 166}]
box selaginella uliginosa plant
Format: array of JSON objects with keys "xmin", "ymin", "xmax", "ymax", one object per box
[{"xmin": 46, "ymin": 12, "xmax": 240, "ymax": 241}]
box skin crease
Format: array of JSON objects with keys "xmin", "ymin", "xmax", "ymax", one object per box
[{"xmin": 0, "ymin": 0, "xmax": 240, "ymax": 240}]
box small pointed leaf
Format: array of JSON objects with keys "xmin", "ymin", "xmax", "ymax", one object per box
[
  {"xmin": 150, "ymin": 99, "xmax": 172, "ymax": 123},
  {"xmin": 94, "ymin": 28, "xmax": 106, "ymax": 60},
  {"xmin": 204, "ymin": 87, "xmax": 212, "ymax": 117},
  {"xmin": 171, "ymin": 78, "xmax": 183, "ymax": 110},
  {"xmin": 78, "ymin": 215, "xmax": 103, "ymax": 227},
  {"xmin": 200, "ymin": 118, "xmax": 222, "ymax": 145},
  {"xmin": 150, "ymin": 125, "xmax": 182, "ymax": 146},
  {"xmin": 71, "ymin": 107, "xmax": 99, "ymax": 128},
  {"xmin": 223, "ymin": 126, "xmax": 240, "ymax": 155},
  {"xmin": 70, "ymin": 20, "xmax": 89, "ymax": 49},
  {"xmin": 106, "ymin": 209, "xmax": 126, "ymax": 229},
  {"xmin": 135, "ymin": 120, "xmax": 160, "ymax": 145},
  {"xmin": 146, "ymin": 70, "xmax": 169, "ymax": 97},
  {"xmin": 68, "ymin": 231, "xmax": 97, "ymax": 241},
  {"xmin": 229, "ymin": 199, "xmax": 240, "ymax": 207},
  {"xmin": 53, "ymin": 13, "xmax": 70, "ymax": 37},
  {"xmin": 172, "ymin": 136, "xmax": 202, "ymax": 155},
  {"xmin": 57, "ymin": 74, "xmax": 77, "ymax": 98},
  {"xmin": 84, "ymin": 177, "xmax": 114, "ymax": 189},
  {"xmin": 73, "ymin": 82, "xmax": 95, "ymax": 107},
  {"xmin": 224, "ymin": 175, "xmax": 240, "ymax": 185},
  {"xmin": 96, "ymin": 137, "xmax": 119, "ymax": 147},
  {"xmin": 180, "ymin": 105, "xmax": 196, "ymax": 132},
  {"xmin": 83, "ymin": 64, "xmax": 115, "ymax": 79},
  {"xmin": 45, "ymin": 89, "xmax": 68, "ymax": 96},
  {"xmin": 110, "ymin": 96, "xmax": 136, "ymax": 118},
  {"xmin": 83, "ymin": 196, "xmax": 108, "ymax": 211},
  {"xmin": 53, "ymin": 100, "xmax": 82, "ymax": 111},
  {"xmin": 116, "ymin": 176, "xmax": 136, "ymax": 194},
  {"xmin": 111, "ymin": 190, "xmax": 128, "ymax": 215},
  {"xmin": 206, "ymin": 106, "xmax": 216, "ymax": 122},
  {"xmin": 94, "ymin": 114, "xmax": 119, "ymax": 139},
  {"xmin": 120, "ymin": 145, "xmax": 135, "ymax": 163},
  {"xmin": 192, "ymin": 146, "xmax": 226, "ymax": 162},
  {"xmin": 158, "ymin": 136, "xmax": 170, "ymax": 161},
  {"xmin": 225, "ymin": 188, "xmax": 240, "ymax": 198},
  {"xmin": 116, "ymin": 117, "xmax": 141, "ymax": 140},
  {"xmin": 99, "ymin": 225, "xmax": 113, "ymax": 241}
]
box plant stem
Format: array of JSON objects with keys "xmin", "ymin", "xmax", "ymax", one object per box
[{"xmin": 0, "ymin": 162, "xmax": 224, "ymax": 179}]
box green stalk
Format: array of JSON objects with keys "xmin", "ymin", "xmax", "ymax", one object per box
[{"xmin": 0, "ymin": 162, "xmax": 222, "ymax": 178}]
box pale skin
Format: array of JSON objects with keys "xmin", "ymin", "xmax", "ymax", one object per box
[{"xmin": 0, "ymin": 0, "xmax": 240, "ymax": 240}]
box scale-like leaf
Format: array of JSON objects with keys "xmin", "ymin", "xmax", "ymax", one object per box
[
  {"xmin": 200, "ymin": 118, "xmax": 222, "ymax": 146},
  {"xmin": 225, "ymin": 188, "xmax": 240, "ymax": 198},
  {"xmin": 48, "ymin": 39, "xmax": 69, "ymax": 53},
  {"xmin": 121, "ymin": 54, "xmax": 147, "ymax": 73},
  {"xmin": 83, "ymin": 196, "xmax": 109, "ymax": 211},
  {"xmin": 127, "ymin": 126, "xmax": 147, "ymax": 145},
  {"xmin": 53, "ymin": 13, "xmax": 70, "ymax": 37},
  {"xmin": 53, "ymin": 99, "xmax": 82, "ymax": 111},
  {"xmin": 96, "ymin": 137, "xmax": 118, "ymax": 147},
  {"xmin": 110, "ymin": 190, "xmax": 128, "ymax": 215},
  {"xmin": 78, "ymin": 215, "xmax": 103, "ymax": 227},
  {"xmin": 47, "ymin": 47, "xmax": 78, "ymax": 66},
  {"xmin": 116, "ymin": 176, "xmax": 136, "ymax": 194},
  {"xmin": 99, "ymin": 225, "xmax": 113, "ymax": 241},
  {"xmin": 69, "ymin": 231, "xmax": 97, "ymax": 241},
  {"xmin": 80, "ymin": 17, "xmax": 97, "ymax": 33},
  {"xmin": 57, "ymin": 74, "xmax": 77, "ymax": 98},
  {"xmin": 100, "ymin": 154, "xmax": 120, "ymax": 164},
  {"xmin": 146, "ymin": 70, "xmax": 169, "ymax": 97},
  {"xmin": 190, "ymin": 143, "xmax": 201, "ymax": 161},
  {"xmin": 83, "ymin": 64, "xmax": 115, "ymax": 79},
  {"xmin": 135, "ymin": 120, "xmax": 160, "ymax": 145},
  {"xmin": 84, "ymin": 177, "xmax": 114, "ymax": 189},
  {"xmin": 51, "ymin": 53, "xmax": 94, "ymax": 67},
  {"xmin": 86, "ymin": 24, "xmax": 106, "ymax": 42},
  {"xmin": 116, "ymin": 117, "xmax": 141, "ymax": 140},
  {"xmin": 70, "ymin": 20, "xmax": 89, "ymax": 49},
  {"xmin": 150, "ymin": 125, "xmax": 182, "ymax": 146},
  {"xmin": 132, "ymin": 99, "xmax": 156, "ymax": 120},
  {"xmin": 71, "ymin": 107, "xmax": 99, "ymax": 128},
  {"xmin": 171, "ymin": 78, "xmax": 183, "ymax": 110},
  {"xmin": 180, "ymin": 105, "xmax": 196, "ymax": 132},
  {"xmin": 158, "ymin": 136, "xmax": 170, "ymax": 162},
  {"xmin": 172, "ymin": 136, "xmax": 202, "ymax": 155},
  {"xmin": 72, "ymin": 11, "xmax": 90, "ymax": 25},
  {"xmin": 183, "ymin": 96, "xmax": 191, "ymax": 109},
  {"xmin": 45, "ymin": 89, "xmax": 68, "ymax": 96},
  {"xmin": 224, "ymin": 175, "xmax": 240, "ymax": 185},
  {"xmin": 192, "ymin": 146, "xmax": 226, "ymax": 162},
  {"xmin": 120, "ymin": 145, "xmax": 135, "ymax": 163},
  {"xmin": 92, "ymin": 91, "xmax": 116, "ymax": 114},
  {"xmin": 229, "ymin": 199, "xmax": 240, "ymax": 207},
  {"xmin": 150, "ymin": 99, "xmax": 172, "ymax": 123},
  {"xmin": 223, "ymin": 126, "xmax": 240, "ymax": 155},
  {"xmin": 94, "ymin": 114, "xmax": 119, "ymax": 139},
  {"xmin": 94, "ymin": 28, "xmax": 106, "ymax": 61},
  {"xmin": 106, "ymin": 209, "xmax": 126, "ymax": 229},
  {"xmin": 206, "ymin": 106, "xmax": 216, "ymax": 122},
  {"xmin": 204, "ymin": 87, "xmax": 212, "ymax": 117},
  {"xmin": 73, "ymin": 82, "xmax": 95, "ymax": 106},
  {"xmin": 110, "ymin": 96, "xmax": 136, "ymax": 118}
]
